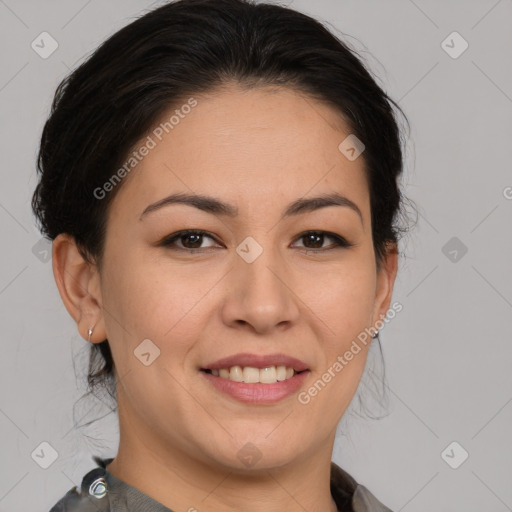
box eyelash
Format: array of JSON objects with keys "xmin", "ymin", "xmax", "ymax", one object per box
[{"xmin": 160, "ymin": 229, "xmax": 354, "ymax": 253}]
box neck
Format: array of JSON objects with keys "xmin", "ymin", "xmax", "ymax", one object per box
[{"xmin": 107, "ymin": 396, "xmax": 340, "ymax": 512}]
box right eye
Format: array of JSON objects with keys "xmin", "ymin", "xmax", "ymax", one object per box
[{"xmin": 160, "ymin": 230, "xmax": 223, "ymax": 251}]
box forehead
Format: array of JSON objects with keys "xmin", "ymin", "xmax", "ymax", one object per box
[{"xmin": 108, "ymin": 84, "xmax": 370, "ymax": 223}]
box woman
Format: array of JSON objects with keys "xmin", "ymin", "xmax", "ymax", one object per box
[{"xmin": 32, "ymin": 0, "xmax": 410, "ymax": 510}]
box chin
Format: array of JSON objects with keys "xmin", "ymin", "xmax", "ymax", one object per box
[{"xmin": 201, "ymin": 430, "xmax": 305, "ymax": 472}]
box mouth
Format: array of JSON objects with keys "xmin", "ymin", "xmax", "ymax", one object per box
[
  {"xmin": 201, "ymin": 365, "xmax": 304, "ymax": 384},
  {"xmin": 200, "ymin": 353, "xmax": 310, "ymax": 403}
]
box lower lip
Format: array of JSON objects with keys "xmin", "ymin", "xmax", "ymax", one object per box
[{"xmin": 201, "ymin": 370, "xmax": 310, "ymax": 404}]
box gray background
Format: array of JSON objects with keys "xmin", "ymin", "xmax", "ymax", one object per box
[{"xmin": 1, "ymin": 0, "xmax": 511, "ymax": 511}]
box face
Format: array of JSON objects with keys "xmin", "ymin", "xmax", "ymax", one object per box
[{"xmin": 58, "ymin": 84, "xmax": 397, "ymax": 473}]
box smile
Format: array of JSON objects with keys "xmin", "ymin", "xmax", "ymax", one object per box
[
  {"xmin": 200, "ymin": 368, "xmax": 310, "ymax": 404},
  {"xmin": 203, "ymin": 365, "xmax": 298, "ymax": 384}
]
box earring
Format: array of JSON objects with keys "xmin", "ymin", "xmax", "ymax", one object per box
[
  {"xmin": 88, "ymin": 327, "xmax": 94, "ymax": 343},
  {"xmin": 372, "ymin": 330, "xmax": 379, "ymax": 339}
]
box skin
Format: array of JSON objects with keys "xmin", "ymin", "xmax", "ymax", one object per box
[{"xmin": 53, "ymin": 83, "xmax": 398, "ymax": 512}]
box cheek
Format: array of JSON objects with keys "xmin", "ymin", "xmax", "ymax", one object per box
[
  {"xmin": 302, "ymin": 258, "xmax": 377, "ymax": 404},
  {"xmin": 101, "ymin": 253, "xmax": 212, "ymax": 369},
  {"xmin": 301, "ymin": 259, "xmax": 377, "ymax": 337},
  {"xmin": 299, "ymin": 271, "xmax": 376, "ymax": 421},
  {"xmin": 100, "ymin": 258, "xmax": 201, "ymax": 418}
]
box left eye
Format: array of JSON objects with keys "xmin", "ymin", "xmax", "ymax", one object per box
[
  {"xmin": 292, "ymin": 231, "xmax": 352, "ymax": 250},
  {"xmin": 160, "ymin": 230, "xmax": 353, "ymax": 252}
]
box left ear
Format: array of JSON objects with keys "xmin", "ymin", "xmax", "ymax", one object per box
[{"xmin": 371, "ymin": 242, "xmax": 398, "ymax": 328}]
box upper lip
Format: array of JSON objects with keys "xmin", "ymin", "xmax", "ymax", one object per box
[{"xmin": 202, "ymin": 353, "xmax": 309, "ymax": 372}]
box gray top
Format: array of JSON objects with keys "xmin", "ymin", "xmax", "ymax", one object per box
[{"xmin": 49, "ymin": 456, "xmax": 392, "ymax": 512}]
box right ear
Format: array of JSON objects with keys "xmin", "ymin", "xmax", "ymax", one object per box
[{"xmin": 52, "ymin": 233, "xmax": 106, "ymax": 344}]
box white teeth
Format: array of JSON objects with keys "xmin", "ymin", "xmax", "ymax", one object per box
[
  {"xmin": 209, "ymin": 365, "xmax": 298, "ymax": 384},
  {"xmin": 230, "ymin": 365, "xmax": 244, "ymax": 382},
  {"xmin": 259, "ymin": 366, "xmax": 277, "ymax": 384},
  {"xmin": 276, "ymin": 365, "xmax": 287, "ymax": 381},
  {"xmin": 243, "ymin": 366, "xmax": 260, "ymax": 383}
]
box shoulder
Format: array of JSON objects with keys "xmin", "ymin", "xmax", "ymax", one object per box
[
  {"xmin": 330, "ymin": 462, "xmax": 393, "ymax": 512},
  {"xmin": 351, "ymin": 484, "xmax": 394, "ymax": 512},
  {"xmin": 48, "ymin": 457, "xmax": 113, "ymax": 512}
]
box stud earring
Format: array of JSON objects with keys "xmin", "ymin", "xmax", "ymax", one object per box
[{"xmin": 88, "ymin": 327, "xmax": 94, "ymax": 343}]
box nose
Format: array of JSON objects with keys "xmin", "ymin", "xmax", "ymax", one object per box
[{"xmin": 220, "ymin": 241, "xmax": 301, "ymax": 335}]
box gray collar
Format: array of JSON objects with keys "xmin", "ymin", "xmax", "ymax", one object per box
[{"xmin": 49, "ymin": 455, "xmax": 393, "ymax": 512}]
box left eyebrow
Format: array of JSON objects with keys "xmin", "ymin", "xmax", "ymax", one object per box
[{"xmin": 139, "ymin": 191, "xmax": 363, "ymax": 224}]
